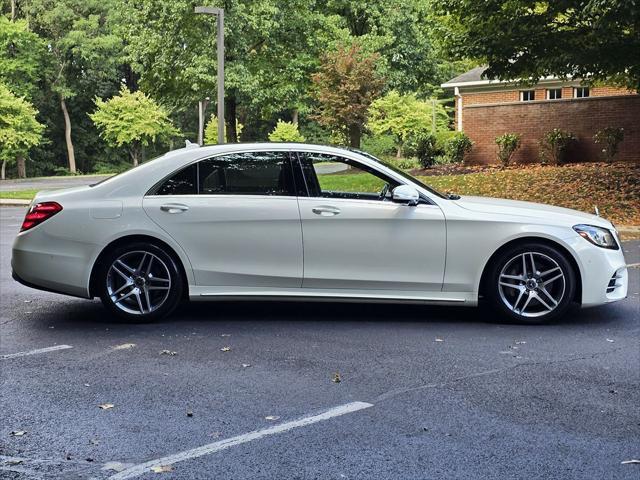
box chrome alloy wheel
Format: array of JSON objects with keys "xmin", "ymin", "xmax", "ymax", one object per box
[
  {"xmin": 498, "ymin": 252, "xmax": 566, "ymax": 318},
  {"xmin": 106, "ymin": 250, "xmax": 172, "ymax": 315}
]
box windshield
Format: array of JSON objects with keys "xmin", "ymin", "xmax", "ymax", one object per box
[{"xmin": 347, "ymin": 148, "xmax": 449, "ymax": 199}]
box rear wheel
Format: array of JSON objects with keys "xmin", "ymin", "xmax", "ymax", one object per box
[
  {"xmin": 486, "ymin": 243, "xmax": 576, "ymax": 324},
  {"xmin": 98, "ymin": 242, "xmax": 183, "ymax": 322}
]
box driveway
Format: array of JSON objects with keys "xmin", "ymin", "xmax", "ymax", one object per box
[{"xmin": 1, "ymin": 206, "xmax": 638, "ymax": 479}]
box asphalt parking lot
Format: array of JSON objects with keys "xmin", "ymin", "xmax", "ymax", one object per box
[{"xmin": 1, "ymin": 206, "xmax": 639, "ymax": 480}]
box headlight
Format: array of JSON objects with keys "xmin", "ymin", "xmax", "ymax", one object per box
[{"xmin": 573, "ymin": 224, "xmax": 619, "ymax": 250}]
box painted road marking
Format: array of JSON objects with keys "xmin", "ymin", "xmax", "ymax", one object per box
[
  {"xmin": 109, "ymin": 401, "xmax": 374, "ymax": 480},
  {"xmin": 0, "ymin": 345, "xmax": 73, "ymax": 360}
]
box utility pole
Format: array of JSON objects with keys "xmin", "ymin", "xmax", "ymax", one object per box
[{"xmin": 195, "ymin": 7, "xmax": 224, "ymax": 144}]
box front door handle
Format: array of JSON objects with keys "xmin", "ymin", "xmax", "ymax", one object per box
[
  {"xmin": 312, "ymin": 206, "xmax": 341, "ymax": 217},
  {"xmin": 160, "ymin": 203, "xmax": 189, "ymax": 214}
]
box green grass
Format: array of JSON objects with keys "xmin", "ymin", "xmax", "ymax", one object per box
[{"xmin": 0, "ymin": 189, "xmax": 42, "ymax": 200}]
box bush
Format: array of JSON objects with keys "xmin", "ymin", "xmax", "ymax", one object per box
[
  {"xmin": 594, "ymin": 127, "xmax": 624, "ymax": 163},
  {"xmin": 444, "ymin": 132, "xmax": 473, "ymax": 164},
  {"xmin": 204, "ymin": 116, "xmax": 244, "ymax": 143},
  {"xmin": 415, "ymin": 135, "xmax": 438, "ymax": 168},
  {"xmin": 495, "ymin": 133, "xmax": 522, "ymax": 167},
  {"xmin": 541, "ymin": 128, "xmax": 576, "ymax": 165},
  {"xmin": 268, "ymin": 120, "xmax": 305, "ymax": 142},
  {"xmin": 361, "ymin": 133, "xmax": 396, "ymax": 158}
]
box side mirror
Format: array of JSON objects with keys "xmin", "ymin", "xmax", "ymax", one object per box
[{"xmin": 392, "ymin": 185, "xmax": 419, "ymax": 206}]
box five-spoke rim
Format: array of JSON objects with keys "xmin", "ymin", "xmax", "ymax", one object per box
[
  {"xmin": 498, "ymin": 252, "xmax": 566, "ymax": 318},
  {"xmin": 106, "ymin": 251, "xmax": 172, "ymax": 315}
]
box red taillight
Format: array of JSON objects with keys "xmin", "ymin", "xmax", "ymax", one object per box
[{"xmin": 20, "ymin": 202, "xmax": 63, "ymax": 232}]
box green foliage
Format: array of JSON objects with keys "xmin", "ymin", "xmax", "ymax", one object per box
[
  {"xmin": 438, "ymin": 0, "xmax": 640, "ymax": 91},
  {"xmin": 311, "ymin": 42, "xmax": 385, "ymax": 147},
  {"xmin": 368, "ymin": 91, "xmax": 448, "ymax": 157},
  {"xmin": 495, "ymin": 133, "xmax": 522, "ymax": 167},
  {"xmin": 541, "ymin": 129, "xmax": 576, "ymax": 165},
  {"xmin": 0, "ymin": 83, "xmax": 45, "ymax": 162},
  {"xmin": 593, "ymin": 127, "xmax": 624, "ymax": 163},
  {"xmin": 268, "ymin": 120, "xmax": 305, "ymax": 143},
  {"xmin": 415, "ymin": 134, "xmax": 437, "ymax": 168},
  {"xmin": 204, "ymin": 116, "xmax": 244, "ymax": 144},
  {"xmin": 90, "ymin": 86, "xmax": 180, "ymax": 165},
  {"xmin": 361, "ymin": 133, "xmax": 396, "ymax": 158},
  {"xmin": 0, "ymin": 17, "xmax": 47, "ymax": 99},
  {"xmin": 443, "ymin": 132, "xmax": 473, "ymax": 164}
]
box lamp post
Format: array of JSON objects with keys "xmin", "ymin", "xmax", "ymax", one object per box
[{"xmin": 195, "ymin": 6, "xmax": 224, "ymax": 144}]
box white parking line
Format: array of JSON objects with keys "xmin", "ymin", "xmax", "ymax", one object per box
[
  {"xmin": 109, "ymin": 401, "xmax": 374, "ymax": 480},
  {"xmin": 0, "ymin": 345, "xmax": 73, "ymax": 360}
]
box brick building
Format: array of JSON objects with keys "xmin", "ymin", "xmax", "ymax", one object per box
[{"xmin": 441, "ymin": 66, "xmax": 639, "ymax": 164}]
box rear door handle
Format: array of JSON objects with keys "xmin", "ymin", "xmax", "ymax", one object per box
[
  {"xmin": 160, "ymin": 203, "xmax": 189, "ymax": 214},
  {"xmin": 312, "ymin": 206, "xmax": 341, "ymax": 216}
]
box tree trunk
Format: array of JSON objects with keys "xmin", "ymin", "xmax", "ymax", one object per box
[
  {"xmin": 396, "ymin": 145, "xmax": 402, "ymax": 158},
  {"xmin": 17, "ymin": 155, "xmax": 26, "ymax": 179},
  {"xmin": 129, "ymin": 142, "xmax": 140, "ymax": 167},
  {"xmin": 292, "ymin": 109, "xmax": 299, "ymax": 125},
  {"xmin": 1, "ymin": 159, "xmax": 6, "ymax": 180},
  {"xmin": 60, "ymin": 96, "xmax": 77, "ymax": 174},
  {"xmin": 225, "ymin": 94, "xmax": 237, "ymax": 143},
  {"xmin": 348, "ymin": 124, "xmax": 361, "ymax": 148},
  {"xmin": 10, "ymin": 0, "xmax": 16, "ymax": 21}
]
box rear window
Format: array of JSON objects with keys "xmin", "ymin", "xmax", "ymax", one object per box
[{"xmin": 152, "ymin": 151, "xmax": 295, "ymax": 196}]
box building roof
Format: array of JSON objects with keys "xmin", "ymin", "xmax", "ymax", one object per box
[{"xmin": 442, "ymin": 66, "xmax": 489, "ymax": 87}]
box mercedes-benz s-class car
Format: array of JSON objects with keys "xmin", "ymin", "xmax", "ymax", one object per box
[{"xmin": 12, "ymin": 143, "xmax": 628, "ymax": 323}]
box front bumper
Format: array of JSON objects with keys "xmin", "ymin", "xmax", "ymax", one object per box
[{"xmin": 566, "ymin": 234, "xmax": 629, "ymax": 307}]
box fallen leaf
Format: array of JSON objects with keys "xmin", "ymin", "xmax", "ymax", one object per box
[
  {"xmin": 84, "ymin": 383, "xmax": 91, "ymax": 387},
  {"xmin": 186, "ymin": 409, "xmax": 193, "ymax": 417},
  {"xmin": 85, "ymin": 457, "xmax": 94, "ymax": 462},
  {"xmin": 98, "ymin": 403, "xmax": 114, "ymax": 410},
  {"xmin": 621, "ymin": 459, "xmax": 640, "ymax": 465},
  {"xmin": 4, "ymin": 459, "xmax": 23, "ymax": 466},
  {"xmin": 89, "ymin": 438, "xmax": 100, "ymax": 445},
  {"xmin": 151, "ymin": 465, "xmax": 174, "ymax": 473},
  {"xmin": 515, "ymin": 341, "xmax": 526, "ymax": 345},
  {"xmin": 209, "ymin": 431, "xmax": 221, "ymax": 438},
  {"xmin": 241, "ymin": 363, "xmax": 252, "ymax": 368},
  {"xmin": 160, "ymin": 350, "xmax": 177, "ymax": 356},
  {"xmin": 221, "ymin": 346, "xmax": 231, "ymax": 352},
  {"xmin": 606, "ymin": 338, "xmax": 615, "ymax": 343},
  {"xmin": 9, "ymin": 430, "xmax": 26, "ymax": 436},
  {"xmin": 265, "ymin": 415, "xmax": 280, "ymax": 421},
  {"xmin": 435, "ymin": 338, "xmax": 444, "ymax": 342},
  {"xmin": 332, "ymin": 372, "xmax": 342, "ymax": 383},
  {"xmin": 221, "ymin": 334, "xmax": 231, "ymax": 337},
  {"xmin": 24, "ymin": 300, "xmax": 32, "ymax": 303},
  {"xmin": 112, "ymin": 343, "xmax": 136, "ymax": 351}
]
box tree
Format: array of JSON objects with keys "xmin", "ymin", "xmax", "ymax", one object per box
[
  {"xmin": 268, "ymin": 120, "xmax": 305, "ymax": 142},
  {"xmin": 204, "ymin": 115, "xmax": 243, "ymax": 145},
  {"xmin": 368, "ymin": 91, "xmax": 448, "ymax": 157},
  {"xmin": 90, "ymin": 86, "xmax": 180, "ymax": 166},
  {"xmin": 311, "ymin": 43, "xmax": 385, "ymax": 148},
  {"xmin": 438, "ymin": 0, "xmax": 640, "ymax": 91},
  {"xmin": 0, "ymin": 83, "xmax": 44, "ymax": 179},
  {"xmin": 25, "ymin": 0, "xmax": 123, "ymax": 173},
  {"xmin": 122, "ymin": 0, "xmax": 330, "ymax": 143},
  {"xmin": 0, "ymin": 17, "xmax": 47, "ymax": 99}
]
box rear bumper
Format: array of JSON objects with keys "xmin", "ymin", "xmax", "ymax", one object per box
[{"xmin": 11, "ymin": 227, "xmax": 95, "ymax": 299}]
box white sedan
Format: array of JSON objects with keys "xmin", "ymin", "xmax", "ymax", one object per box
[{"xmin": 11, "ymin": 143, "xmax": 628, "ymax": 323}]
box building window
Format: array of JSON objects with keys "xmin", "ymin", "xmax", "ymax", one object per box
[
  {"xmin": 520, "ymin": 90, "xmax": 535, "ymax": 101},
  {"xmin": 547, "ymin": 88, "xmax": 562, "ymax": 100},
  {"xmin": 574, "ymin": 87, "xmax": 590, "ymax": 98}
]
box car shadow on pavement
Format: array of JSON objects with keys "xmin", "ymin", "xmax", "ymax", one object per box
[{"xmin": 26, "ymin": 296, "xmax": 629, "ymax": 333}]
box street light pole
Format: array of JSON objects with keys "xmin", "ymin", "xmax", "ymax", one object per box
[{"xmin": 195, "ymin": 6, "xmax": 224, "ymax": 144}]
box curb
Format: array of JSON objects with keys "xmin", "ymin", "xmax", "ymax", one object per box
[{"xmin": 0, "ymin": 199, "xmax": 30, "ymax": 206}]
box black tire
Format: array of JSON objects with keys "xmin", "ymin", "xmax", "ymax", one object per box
[
  {"xmin": 485, "ymin": 242, "xmax": 576, "ymax": 324},
  {"xmin": 97, "ymin": 242, "xmax": 183, "ymax": 323}
]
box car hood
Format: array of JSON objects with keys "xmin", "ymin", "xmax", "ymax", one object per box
[{"xmin": 453, "ymin": 196, "xmax": 612, "ymax": 228}]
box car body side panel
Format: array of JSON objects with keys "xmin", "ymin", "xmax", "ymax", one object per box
[{"xmin": 143, "ymin": 195, "xmax": 304, "ymax": 288}]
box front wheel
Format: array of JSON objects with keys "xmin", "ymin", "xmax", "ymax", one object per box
[
  {"xmin": 486, "ymin": 243, "xmax": 576, "ymax": 324},
  {"xmin": 98, "ymin": 242, "xmax": 183, "ymax": 322}
]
